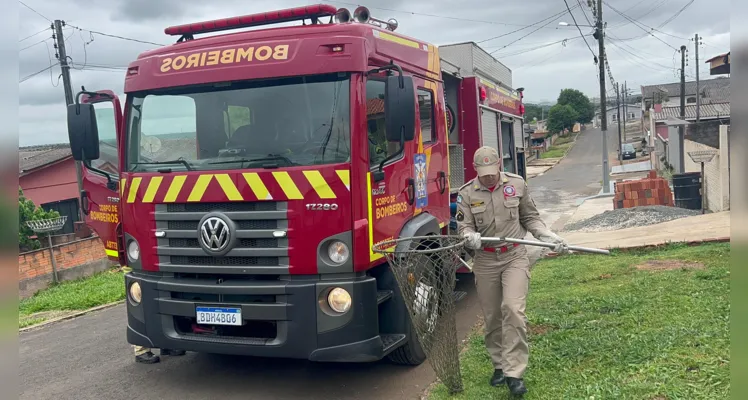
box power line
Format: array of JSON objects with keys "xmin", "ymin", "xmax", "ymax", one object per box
[
  {"xmin": 333, "ymin": 1, "xmax": 571, "ymax": 29},
  {"xmin": 19, "ymin": 38, "xmax": 51, "ymax": 52},
  {"xmin": 489, "ymin": 4, "xmax": 578, "ymax": 55},
  {"xmin": 19, "ymin": 25, "xmax": 52, "ymax": 42},
  {"xmin": 609, "ymin": 37, "xmax": 672, "ymax": 59},
  {"xmin": 494, "ymin": 36, "xmax": 589, "ymax": 58},
  {"xmin": 19, "ymin": 0, "xmax": 51, "ymax": 22},
  {"xmin": 655, "ymin": 0, "xmax": 695, "ymax": 30},
  {"xmin": 606, "ymin": 40, "xmax": 674, "ymax": 73},
  {"xmin": 563, "ymin": 0, "xmax": 597, "ymax": 60},
  {"xmin": 19, "ymin": 65, "xmax": 54, "ymax": 83},
  {"xmin": 603, "ymin": 1, "xmax": 679, "ymax": 51},
  {"xmin": 477, "ymin": 6, "xmax": 576, "ymax": 44},
  {"xmin": 576, "ymin": 0, "xmax": 594, "ymax": 26},
  {"xmin": 607, "ymin": 0, "xmax": 667, "ymax": 29},
  {"xmin": 66, "ymin": 23, "xmax": 166, "ymax": 46}
]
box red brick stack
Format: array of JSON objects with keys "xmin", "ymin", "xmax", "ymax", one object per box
[{"xmin": 613, "ymin": 170, "xmax": 674, "ymax": 209}]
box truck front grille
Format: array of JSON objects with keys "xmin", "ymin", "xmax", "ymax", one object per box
[{"xmin": 155, "ymin": 201, "xmax": 289, "ymax": 275}]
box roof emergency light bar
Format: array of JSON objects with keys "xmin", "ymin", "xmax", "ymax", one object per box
[{"xmin": 164, "ymin": 4, "xmax": 338, "ymax": 37}]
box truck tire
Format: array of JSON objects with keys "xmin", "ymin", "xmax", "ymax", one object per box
[
  {"xmin": 387, "ymin": 314, "xmax": 427, "ymax": 365},
  {"xmin": 387, "ymin": 255, "xmax": 444, "ymax": 366}
]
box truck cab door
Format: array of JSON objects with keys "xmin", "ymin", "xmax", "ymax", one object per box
[{"xmin": 77, "ymin": 90, "xmax": 123, "ymax": 262}]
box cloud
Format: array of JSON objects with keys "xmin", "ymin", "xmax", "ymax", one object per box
[{"xmin": 18, "ymin": 0, "xmax": 731, "ymax": 145}]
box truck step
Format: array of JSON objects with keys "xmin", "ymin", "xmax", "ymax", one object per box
[
  {"xmin": 376, "ymin": 290, "xmax": 393, "ymax": 305},
  {"xmin": 453, "ymin": 291, "xmax": 467, "ymax": 303},
  {"xmin": 381, "ymin": 334, "xmax": 407, "ymax": 355}
]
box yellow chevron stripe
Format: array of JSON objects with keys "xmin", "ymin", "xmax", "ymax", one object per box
[
  {"xmin": 127, "ymin": 177, "xmax": 142, "ymax": 203},
  {"xmin": 164, "ymin": 175, "xmax": 186, "ymax": 203},
  {"xmin": 188, "ymin": 175, "xmax": 213, "ymax": 202},
  {"xmin": 243, "ymin": 173, "xmax": 272, "ymax": 200},
  {"xmin": 142, "ymin": 176, "xmax": 163, "ymax": 203},
  {"xmin": 336, "ymin": 170, "xmax": 350, "ymax": 191},
  {"xmin": 120, "ymin": 178, "xmax": 127, "ymax": 197},
  {"xmin": 215, "ymin": 174, "xmax": 243, "ymax": 201},
  {"xmin": 273, "ymin": 172, "xmax": 303, "ymax": 200},
  {"xmin": 303, "ymin": 170, "xmax": 336, "ymax": 199}
]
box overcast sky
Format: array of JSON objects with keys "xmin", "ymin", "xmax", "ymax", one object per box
[{"xmin": 18, "ymin": 0, "xmax": 730, "ymax": 146}]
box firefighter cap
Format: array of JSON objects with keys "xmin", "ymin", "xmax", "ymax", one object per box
[{"xmin": 473, "ymin": 146, "xmax": 501, "ymax": 176}]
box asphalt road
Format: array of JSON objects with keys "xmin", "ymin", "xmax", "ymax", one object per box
[{"xmin": 19, "ymin": 127, "xmax": 613, "ymax": 400}]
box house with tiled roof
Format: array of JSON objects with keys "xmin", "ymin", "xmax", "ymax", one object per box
[{"xmin": 19, "ymin": 144, "xmax": 80, "ymax": 234}]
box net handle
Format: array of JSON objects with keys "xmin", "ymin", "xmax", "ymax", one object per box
[{"xmin": 371, "ymin": 235, "xmax": 467, "ymax": 255}]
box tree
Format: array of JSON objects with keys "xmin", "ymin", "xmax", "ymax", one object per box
[
  {"xmin": 522, "ymin": 103, "xmax": 546, "ymax": 122},
  {"xmin": 557, "ymin": 89, "xmax": 594, "ymax": 124},
  {"xmin": 19, "ymin": 187, "xmax": 61, "ymax": 252},
  {"xmin": 547, "ymin": 104, "xmax": 578, "ymax": 133}
]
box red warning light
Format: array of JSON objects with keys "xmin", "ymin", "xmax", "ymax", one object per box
[{"xmin": 479, "ymin": 86, "xmax": 487, "ymax": 102}]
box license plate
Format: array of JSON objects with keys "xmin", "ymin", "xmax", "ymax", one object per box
[{"xmin": 195, "ymin": 306, "xmax": 242, "ymax": 326}]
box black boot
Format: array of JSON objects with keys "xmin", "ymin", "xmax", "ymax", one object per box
[
  {"xmin": 135, "ymin": 351, "xmax": 160, "ymax": 364},
  {"xmin": 489, "ymin": 369, "xmax": 506, "ymax": 386},
  {"xmin": 506, "ymin": 377, "xmax": 528, "ymax": 396},
  {"xmin": 160, "ymin": 348, "xmax": 186, "ymax": 356}
]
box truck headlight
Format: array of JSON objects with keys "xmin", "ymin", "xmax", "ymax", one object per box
[
  {"xmin": 327, "ymin": 287, "xmax": 352, "ymax": 313},
  {"xmin": 327, "ymin": 241, "xmax": 349, "ymax": 264},
  {"xmin": 127, "ymin": 240, "xmax": 140, "ymax": 262},
  {"xmin": 129, "ymin": 281, "xmax": 142, "ymax": 305}
]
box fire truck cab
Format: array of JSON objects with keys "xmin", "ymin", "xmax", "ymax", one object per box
[
  {"xmin": 66, "ymin": 4, "xmax": 456, "ymax": 365},
  {"xmin": 65, "ymin": 4, "xmax": 525, "ymax": 366}
]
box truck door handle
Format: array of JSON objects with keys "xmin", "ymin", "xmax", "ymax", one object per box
[
  {"xmin": 436, "ymin": 171, "xmax": 447, "ymax": 194},
  {"xmin": 406, "ymin": 178, "xmax": 415, "ymax": 206},
  {"xmin": 80, "ymin": 190, "xmax": 90, "ymax": 216}
]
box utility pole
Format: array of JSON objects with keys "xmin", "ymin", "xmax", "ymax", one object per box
[
  {"xmin": 616, "ymin": 82, "xmax": 622, "ymax": 162},
  {"xmin": 595, "ymin": 0, "xmax": 610, "ymax": 193},
  {"xmin": 54, "ymin": 20, "xmax": 85, "ymax": 224},
  {"xmin": 679, "ymin": 45, "xmax": 686, "ymax": 173},
  {"xmin": 623, "ymin": 81, "xmax": 628, "ymax": 144},
  {"xmin": 695, "ymin": 34, "xmax": 701, "ymax": 126}
]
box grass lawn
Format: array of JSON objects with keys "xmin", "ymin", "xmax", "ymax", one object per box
[
  {"xmin": 540, "ymin": 134, "xmax": 577, "ymax": 159},
  {"xmin": 19, "ymin": 267, "xmax": 126, "ymax": 328},
  {"xmin": 428, "ymin": 243, "xmax": 730, "ymax": 399}
]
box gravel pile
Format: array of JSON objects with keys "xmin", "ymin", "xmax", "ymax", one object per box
[{"xmin": 563, "ymin": 205, "xmax": 701, "ymax": 233}]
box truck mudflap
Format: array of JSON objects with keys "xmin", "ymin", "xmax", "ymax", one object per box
[{"xmin": 124, "ymin": 271, "xmax": 406, "ymax": 362}]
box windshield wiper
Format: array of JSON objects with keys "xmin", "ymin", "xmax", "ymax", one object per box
[
  {"xmin": 132, "ymin": 158, "xmax": 194, "ymax": 171},
  {"xmin": 208, "ymin": 154, "xmax": 295, "ymax": 167}
]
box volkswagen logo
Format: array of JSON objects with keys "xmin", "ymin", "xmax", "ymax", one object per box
[{"xmin": 197, "ymin": 213, "xmax": 236, "ymax": 256}]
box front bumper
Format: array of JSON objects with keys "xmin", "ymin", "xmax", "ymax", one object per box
[{"xmin": 125, "ymin": 271, "xmax": 386, "ymax": 362}]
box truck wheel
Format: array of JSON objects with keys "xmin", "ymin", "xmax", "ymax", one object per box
[
  {"xmin": 387, "ymin": 318, "xmax": 427, "ymax": 365},
  {"xmin": 388, "ymin": 276, "xmax": 442, "ymax": 366}
]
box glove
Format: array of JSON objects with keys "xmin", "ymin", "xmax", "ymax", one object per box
[
  {"xmin": 463, "ymin": 232, "xmax": 482, "ymax": 250},
  {"xmin": 539, "ymin": 231, "xmax": 569, "ymax": 254}
]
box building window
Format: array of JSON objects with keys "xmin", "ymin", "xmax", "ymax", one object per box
[
  {"xmin": 611, "ymin": 114, "xmax": 617, "ymax": 121},
  {"xmin": 367, "ymin": 79, "xmax": 403, "ymax": 168},
  {"xmin": 418, "ymin": 88, "xmax": 435, "ymax": 144},
  {"xmin": 687, "ymin": 97, "xmax": 696, "ymax": 104}
]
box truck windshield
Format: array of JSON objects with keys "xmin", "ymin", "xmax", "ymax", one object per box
[{"xmin": 125, "ymin": 73, "xmax": 350, "ymax": 172}]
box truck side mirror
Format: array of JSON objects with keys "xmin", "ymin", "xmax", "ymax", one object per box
[
  {"xmin": 67, "ymin": 103, "xmax": 100, "ymax": 161},
  {"xmin": 384, "ymin": 75, "xmax": 415, "ymax": 143}
]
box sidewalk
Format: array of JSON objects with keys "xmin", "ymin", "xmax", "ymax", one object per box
[{"xmin": 562, "ymin": 197, "xmax": 730, "ymax": 250}]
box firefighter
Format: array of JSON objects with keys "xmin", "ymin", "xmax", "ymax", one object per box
[
  {"xmin": 134, "ymin": 345, "xmax": 186, "ymax": 364},
  {"xmin": 456, "ymin": 146, "xmax": 568, "ymax": 396}
]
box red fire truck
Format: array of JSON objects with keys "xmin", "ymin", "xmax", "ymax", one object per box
[{"xmin": 66, "ymin": 4, "xmax": 524, "ymax": 365}]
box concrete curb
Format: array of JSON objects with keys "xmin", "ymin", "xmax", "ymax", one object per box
[
  {"xmin": 19, "ymin": 300, "xmax": 124, "ymax": 333},
  {"xmin": 605, "ymin": 237, "xmax": 730, "ymax": 252},
  {"xmin": 544, "ymin": 237, "xmax": 729, "ymax": 257}
]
